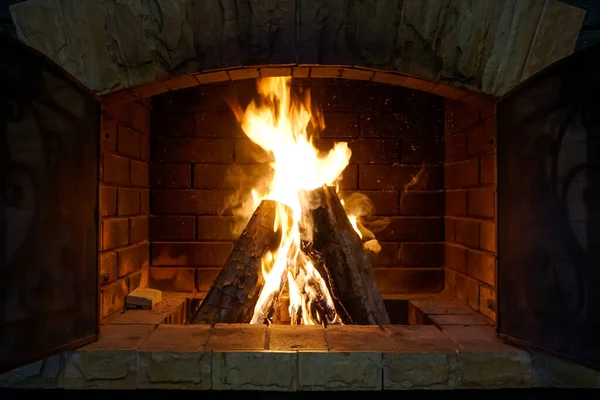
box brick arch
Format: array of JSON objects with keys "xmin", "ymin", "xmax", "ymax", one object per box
[{"xmin": 10, "ymin": 0, "xmax": 585, "ymax": 98}]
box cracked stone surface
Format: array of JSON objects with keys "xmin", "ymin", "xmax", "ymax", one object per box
[
  {"xmin": 10, "ymin": 0, "xmax": 585, "ymax": 96},
  {"xmin": 298, "ymin": 352, "xmax": 383, "ymax": 391}
]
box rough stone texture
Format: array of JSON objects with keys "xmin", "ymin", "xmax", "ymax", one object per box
[
  {"xmin": 62, "ymin": 349, "xmax": 138, "ymax": 389},
  {"xmin": 384, "ymin": 352, "xmax": 457, "ymax": 390},
  {"xmin": 10, "ymin": 0, "xmax": 585, "ymax": 96},
  {"xmin": 532, "ymin": 352, "xmax": 600, "ymax": 388},
  {"xmin": 0, "ymin": 354, "xmax": 65, "ymax": 389},
  {"xmin": 325, "ymin": 325, "xmax": 395, "ymax": 351},
  {"xmin": 212, "ymin": 351, "xmax": 297, "ymax": 391},
  {"xmin": 268, "ymin": 325, "xmax": 328, "ymax": 351},
  {"xmin": 205, "ymin": 324, "xmax": 267, "ymax": 351},
  {"xmin": 138, "ymin": 351, "xmax": 211, "ymax": 390},
  {"xmin": 298, "ymin": 351, "xmax": 383, "ymax": 391}
]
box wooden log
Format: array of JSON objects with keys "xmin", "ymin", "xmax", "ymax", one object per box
[
  {"xmin": 305, "ymin": 185, "xmax": 391, "ymax": 326},
  {"xmin": 191, "ymin": 200, "xmax": 281, "ymax": 324}
]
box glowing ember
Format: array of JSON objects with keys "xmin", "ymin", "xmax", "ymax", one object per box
[{"xmin": 229, "ymin": 77, "xmax": 374, "ymax": 325}]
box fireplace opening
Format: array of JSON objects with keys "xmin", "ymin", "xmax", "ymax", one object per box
[{"xmin": 98, "ymin": 74, "xmax": 496, "ymax": 328}]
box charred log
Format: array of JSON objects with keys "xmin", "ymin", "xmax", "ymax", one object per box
[
  {"xmin": 305, "ymin": 185, "xmax": 391, "ymax": 326},
  {"xmin": 191, "ymin": 200, "xmax": 281, "ymax": 325}
]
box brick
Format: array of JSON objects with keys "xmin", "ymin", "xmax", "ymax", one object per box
[
  {"xmin": 339, "ymin": 164, "xmax": 358, "ymax": 190},
  {"xmin": 153, "ymin": 109, "xmax": 194, "ymax": 137},
  {"xmin": 130, "ymin": 160, "xmax": 149, "ymax": 187},
  {"xmin": 103, "ymin": 153, "xmax": 130, "ymax": 185},
  {"xmin": 117, "ymin": 188, "xmax": 140, "ymax": 216},
  {"xmin": 229, "ymin": 68, "xmax": 259, "ymax": 80},
  {"xmin": 455, "ymin": 219, "xmax": 479, "ymax": 248},
  {"xmin": 150, "ymin": 163, "xmax": 191, "ymax": 188},
  {"xmin": 131, "ymin": 102, "xmax": 151, "ymax": 134},
  {"xmin": 403, "ymin": 77, "xmax": 436, "ymax": 92},
  {"xmin": 164, "ymin": 74, "xmax": 199, "ymax": 91},
  {"xmin": 454, "ymin": 273, "xmax": 480, "ymax": 311},
  {"xmin": 100, "ymin": 278, "xmax": 128, "ymax": 318},
  {"xmin": 194, "ymin": 164, "xmax": 273, "ymax": 190},
  {"xmin": 132, "ymin": 81, "xmax": 168, "ymax": 98},
  {"xmin": 400, "ymin": 243, "xmax": 444, "ymax": 266},
  {"xmin": 117, "ymin": 125, "xmax": 141, "ymax": 158},
  {"xmin": 139, "ymin": 242, "xmax": 150, "ymax": 269},
  {"xmin": 444, "ymin": 159, "xmax": 479, "ymax": 189},
  {"xmin": 480, "ymin": 221, "xmax": 496, "ymax": 252},
  {"xmin": 150, "ymin": 216, "xmax": 196, "ymax": 240},
  {"xmin": 375, "ymin": 217, "xmax": 443, "ymax": 242},
  {"xmin": 349, "ymin": 139, "xmax": 400, "ymax": 163},
  {"xmin": 127, "ymin": 268, "xmax": 148, "ymax": 292},
  {"xmin": 467, "ymin": 250, "xmax": 495, "ymax": 286},
  {"xmin": 340, "ymin": 190, "xmax": 399, "ymax": 216},
  {"xmin": 445, "ymin": 101, "xmax": 479, "ymax": 134},
  {"xmin": 445, "ymin": 244, "xmax": 467, "ymax": 274},
  {"xmin": 401, "ymin": 191, "xmax": 443, "ymax": 216},
  {"xmin": 359, "ymin": 165, "xmax": 442, "ymax": 191},
  {"xmin": 320, "ymin": 113, "xmax": 359, "ymax": 138},
  {"xmin": 234, "ymin": 138, "xmax": 272, "ymax": 163},
  {"xmin": 140, "ymin": 134, "xmax": 150, "ymax": 160},
  {"xmin": 102, "ymin": 218, "xmax": 129, "ymax": 250},
  {"xmin": 445, "ymin": 131, "xmax": 466, "ymax": 162},
  {"xmin": 431, "ymin": 83, "xmax": 467, "ymax": 100},
  {"xmin": 480, "ymin": 152, "xmax": 495, "ymax": 185},
  {"xmin": 372, "ymin": 72, "xmax": 406, "ymax": 85},
  {"xmin": 445, "ymin": 217, "xmax": 456, "ymax": 241},
  {"xmin": 400, "ymin": 134, "xmax": 444, "ymax": 165},
  {"xmin": 153, "ymin": 138, "xmax": 234, "ymax": 163},
  {"xmin": 261, "ymin": 66, "xmax": 292, "ymax": 77},
  {"xmin": 99, "ymin": 251, "xmax": 118, "ymax": 284},
  {"xmin": 445, "ymin": 190, "xmax": 467, "ymax": 216},
  {"xmin": 466, "ymin": 120, "xmax": 495, "ymax": 157},
  {"xmin": 342, "ymin": 68, "xmax": 374, "ymax": 81},
  {"xmin": 148, "ymin": 267, "xmax": 195, "ymax": 292},
  {"xmin": 196, "ymin": 268, "xmax": 221, "ymax": 292},
  {"xmin": 197, "ymin": 216, "xmax": 238, "ymax": 240},
  {"xmin": 367, "ymin": 242, "xmax": 398, "ymax": 266},
  {"xmin": 117, "ymin": 245, "xmax": 140, "ymax": 277},
  {"xmin": 101, "ymin": 116, "xmax": 117, "ymax": 151},
  {"xmin": 467, "ymin": 188, "xmax": 495, "ymax": 218},
  {"xmin": 140, "ymin": 190, "xmax": 150, "ymax": 214},
  {"xmin": 103, "ymin": 102, "xmax": 131, "ymax": 124},
  {"xmin": 194, "ymin": 112, "xmax": 242, "ymax": 137},
  {"xmin": 479, "ymin": 286, "xmax": 497, "ymax": 321},
  {"xmin": 130, "ymin": 216, "xmax": 149, "ymax": 243},
  {"xmin": 374, "ymin": 268, "xmax": 444, "ymax": 294},
  {"xmin": 152, "ymin": 242, "xmax": 233, "ymax": 266},
  {"xmin": 195, "ymin": 70, "xmax": 230, "ymax": 84},
  {"xmin": 360, "ymin": 112, "xmax": 442, "ymax": 138},
  {"xmin": 152, "ymin": 190, "xmax": 237, "ymax": 215},
  {"xmin": 100, "ymin": 185, "xmax": 117, "ymax": 217}
]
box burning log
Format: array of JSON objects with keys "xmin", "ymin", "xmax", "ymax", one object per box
[
  {"xmin": 191, "ymin": 200, "xmax": 281, "ymax": 324},
  {"xmin": 305, "ymin": 185, "xmax": 391, "ymax": 326}
]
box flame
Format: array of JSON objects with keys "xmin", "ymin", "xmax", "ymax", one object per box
[{"xmin": 230, "ymin": 77, "xmax": 371, "ymax": 325}]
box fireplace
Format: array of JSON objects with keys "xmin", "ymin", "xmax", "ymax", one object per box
[{"xmin": 2, "ymin": 0, "xmax": 599, "ymax": 391}]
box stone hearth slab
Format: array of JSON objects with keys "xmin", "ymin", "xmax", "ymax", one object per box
[
  {"xmin": 268, "ymin": 325, "xmax": 327, "ymax": 351},
  {"xmin": 205, "ymin": 323, "xmax": 267, "ymax": 351}
]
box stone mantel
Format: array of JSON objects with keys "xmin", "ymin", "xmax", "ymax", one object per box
[{"xmin": 10, "ymin": 0, "xmax": 585, "ymax": 97}]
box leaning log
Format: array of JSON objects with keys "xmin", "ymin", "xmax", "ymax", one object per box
[
  {"xmin": 191, "ymin": 200, "xmax": 281, "ymax": 324},
  {"xmin": 305, "ymin": 185, "xmax": 391, "ymax": 326}
]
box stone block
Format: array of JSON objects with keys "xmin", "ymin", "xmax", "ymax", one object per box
[
  {"xmin": 87, "ymin": 324, "xmax": 156, "ymax": 350},
  {"xmin": 269, "ymin": 325, "xmax": 327, "ymax": 351},
  {"xmin": 205, "ymin": 324, "xmax": 267, "ymax": 351},
  {"xmin": 140, "ymin": 325, "xmax": 212, "ymax": 352},
  {"xmin": 325, "ymin": 325, "xmax": 395, "ymax": 351},
  {"xmin": 383, "ymin": 352, "xmax": 457, "ymax": 390},
  {"xmin": 126, "ymin": 287, "xmax": 162, "ymax": 309},
  {"xmin": 385, "ymin": 325, "xmax": 458, "ymax": 353},
  {"xmin": 212, "ymin": 351, "xmax": 297, "ymax": 391},
  {"xmin": 0, "ymin": 354, "xmax": 64, "ymax": 389},
  {"xmin": 229, "ymin": 68, "xmax": 259, "ymax": 81},
  {"xmin": 298, "ymin": 352, "xmax": 382, "ymax": 391},
  {"xmin": 62, "ymin": 349, "xmax": 137, "ymax": 389},
  {"xmin": 138, "ymin": 351, "xmax": 211, "ymax": 390}
]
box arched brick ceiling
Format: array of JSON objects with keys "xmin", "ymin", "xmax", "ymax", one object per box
[{"xmin": 10, "ymin": 0, "xmax": 585, "ymax": 97}]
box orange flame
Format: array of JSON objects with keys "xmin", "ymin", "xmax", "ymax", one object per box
[{"xmin": 230, "ymin": 77, "xmax": 368, "ymax": 325}]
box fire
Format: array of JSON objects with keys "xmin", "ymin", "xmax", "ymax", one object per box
[{"xmin": 229, "ymin": 77, "xmax": 365, "ymax": 325}]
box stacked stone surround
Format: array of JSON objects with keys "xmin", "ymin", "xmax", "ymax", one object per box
[
  {"xmin": 149, "ymin": 78, "xmax": 446, "ymax": 294},
  {"xmin": 99, "ymin": 101, "xmax": 151, "ymax": 320},
  {"xmin": 444, "ymin": 100, "xmax": 498, "ymax": 322},
  {"xmin": 2, "ymin": 296, "xmax": 599, "ymax": 390},
  {"xmin": 9, "ymin": 0, "xmax": 586, "ymax": 97}
]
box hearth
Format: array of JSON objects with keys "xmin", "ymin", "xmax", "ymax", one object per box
[{"xmin": 2, "ymin": 9, "xmax": 599, "ymax": 389}]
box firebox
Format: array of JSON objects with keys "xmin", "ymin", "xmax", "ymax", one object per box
[{"xmin": 1, "ymin": 5, "xmax": 599, "ymax": 390}]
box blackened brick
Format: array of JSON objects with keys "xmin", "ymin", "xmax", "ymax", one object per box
[
  {"xmin": 101, "ymin": 117, "xmax": 117, "ymax": 151},
  {"xmin": 444, "ymin": 159, "xmax": 479, "ymax": 189},
  {"xmin": 197, "ymin": 216, "xmax": 238, "ymax": 240},
  {"xmin": 445, "ymin": 190, "xmax": 467, "ymax": 216},
  {"xmin": 340, "ymin": 190, "xmax": 399, "ymax": 215},
  {"xmin": 117, "ymin": 188, "xmax": 140, "ymax": 216},
  {"xmin": 102, "ymin": 218, "xmax": 129, "ymax": 250},
  {"xmin": 194, "ymin": 112, "xmax": 242, "ymax": 137},
  {"xmin": 359, "ymin": 165, "xmax": 442, "ymax": 190},
  {"xmin": 339, "ymin": 164, "xmax": 358, "ymax": 189},
  {"xmin": 99, "ymin": 251, "xmax": 118, "ymax": 284},
  {"xmin": 234, "ymin": 138, "xmax": 271, "ymax": 163},
  {"xmin": 117, "ymin": 245, "xmax": 140, "ymax": 277},
  {"xmin": 100, "ymin": 186, "xmax": 117, "ymax": 217},
  {"xmin": 401, "ymin": 191, "xmax": 443, "ymax": 216},
  {"xmin": 361, "ymin": 112, "xmax": 442, "ymax": 138},
  {"xmin": 366, "ymin": 242, "xmax": 398, "ymax": 266},
  {"xmin": 455, "ymin": 219, "xmax": 479, "ymax": 248},
  {"xmin": 194, "ymin": 164, "xmax": 273, "ymax": 190},
  {"xmin": 154, "ymin": 138, "xmax": 234, "ymax": 163},
  {"xmin": 467, "ymin": 188, "xmax": 495, "ymax": 218},
  {"xmin": 130, "ymin": 160, "xmax": 149, "ymax": 187},
  {"xmin": 150, "ymin": 216, "xmax": 196, "ymax": 240},
  {"xmin": 141, "ymin": 134, "xmax": 150, "ymax": 160},
  {"xmin": 131, "ymin": 102, "xmax": 151, "ymax": 134},
  {"xmin": 103, "ymin": 102, "xmax": 131, "ymax": 124},
  {"xmin": 467, "ymin": 250, "xmax": 495, "ymax": 286},
  {"xmin": 140, "ymin": 190, "xmax": 150, "ymax": 214},
  {"xmin": 148, "ymin": 267, "xmax": 195, "ymax": 292},
  {"xmin": 152, "ymin": 242, "xmax": 233, "ymax": 266},
  {"xmin": 400, "ymin": 242, "xmax": 444, "ymax": 266},
  {"xmin": 445, "ymin": 244, "xmax": 467, "ymax": 273},
  {"xmin": 374, "ymin": 268, "xmax": 444, "ymax": 294},
  {"xmin": 445, "ymin": 217, "xmax": 456, "ymax": 242},
  {"xmin": 401, "ymin": 134, "xmax": 443, "ymax": 165},
  {"xmin": 151, "ymin": 163, "xmax": 191, "ymax": 188},
  {"xmin": 466, "ymin": 119, "xmax": 495, "ymax": 157},
  {"xmin": 103, "ymin": 153, "xmax": 129, "ymax": 185},
  {"xmin": 321, "ymin": 113, "xmax": 359, "ymax": 138},
  {"xmin": 152, "ymin": 189, "xmax": 238, "ymax": 215},
  {"xmin": 349, "ymin": 139, "xmax": 400, "ymax": 163},
  {"xmin": 196, "ymin": 268, "xmax": 221, "ymax": 292},
  {"xmin": 153, "ymin": 109, "xmax": 194, "ymax": 137},
  {"xmin": 480, "ymin": 152, "xmax": 495, "ymax": 185},
  {"xmin": 445, "ymin": 132, "xmax": 466, "ymax": 162},
  {"xmin": 374, "ymin": 217, "xmax": 443, "ymax": 241},
  {"xmin": 117, "ymin": 125, "xmax": 141, "ymax": 158},
  {"xmin": 130, "ymin": 216, "xmax": 149, "ymax": 243},
  {"xmin": 445, "ymin": 101, "xmax": 479, "ymax": 135}
]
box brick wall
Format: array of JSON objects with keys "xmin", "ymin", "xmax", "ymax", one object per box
[
  {"xmin": 149, "ymin": 79, "xmax": 445, "ymax": 294},
  {"xmin": 444, "ymin": 99, "xmax": 497, "ymax": 321},
  {"xmin": 98, "ymin": 100, "xmax": 150, "ymax": 320}
]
